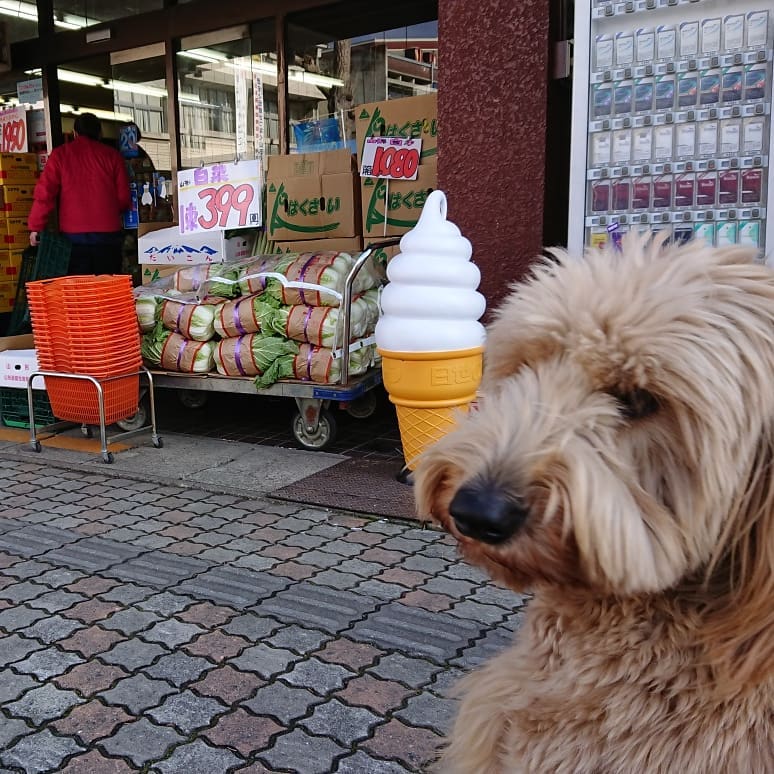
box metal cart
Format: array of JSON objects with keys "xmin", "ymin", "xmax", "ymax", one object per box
[
  {"xmin": 25, "ymin": 367, "xmax": 163, "ymax": 464},
  {"xmin": 120, "ymin": 241, "xmax": 397, "ymax": 451}
]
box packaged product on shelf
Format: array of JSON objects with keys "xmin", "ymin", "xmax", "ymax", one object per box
[{"xmin": 212, "ymin": 293, "xmax": 276, "ymax": 339}]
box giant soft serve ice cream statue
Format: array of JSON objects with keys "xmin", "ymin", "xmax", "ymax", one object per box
[{"xmin": 375, "ymin": 190, "xmax": 486, "ymax": 471}]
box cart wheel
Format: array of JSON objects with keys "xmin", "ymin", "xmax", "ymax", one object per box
[
  {"xmin": 81, "ymin": 424, "xmax": 93, "ymax": 438},
  {"xmin": 178, "ymin": 390, "xmax": 208, "ymax": 409},
  {"xmin": 152, "ymin": 436, "xmax": 164, "ymax": 449},
  {"xmin": 291, "ymin": 409, "xmax": 337, "ymax": 451},
  {"xmin": 102, "ymin": 451, "xmax": 114, "ymax": 464},
  {"xmin": 345, "ymin": 391, "xmax": 378, "ymax": 419},
  {"xmin": 31, "ymin": 440, "xmax": 41, "ymax": 453},
  {"xmin": 115, "ymin": 400, "xmax": 148, "ymax": 433}
]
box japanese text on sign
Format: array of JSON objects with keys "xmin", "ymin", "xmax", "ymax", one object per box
[
  {"xmin": 0, "ymin": 107, "xmax": 28, "ymax": 153},
  {"xmin": 360, "ymin": 137, "xmax": 422, "ymax": 181},
  {"xmin": 177, "ymin": 159, "xmax": 262, "ymax": 234}
]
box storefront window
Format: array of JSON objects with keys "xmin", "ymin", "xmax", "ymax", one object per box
[
  {"xmin": 176, "ymin": 21, "xmax": 275, "ymax": 167},
  {"xmin": 110, "ymin": 48, "xmax": 168, "ymax": 169},
  {"xmin": 286, "ymin": 20, "xmax": 438, "ymax": 153}
]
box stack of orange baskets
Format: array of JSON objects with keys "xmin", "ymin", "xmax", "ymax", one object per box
[{"xmin": 26, "ymin": 275, "xmax": 142, "ymax": 425}]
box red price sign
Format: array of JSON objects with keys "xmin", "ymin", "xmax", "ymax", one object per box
[
  {"xmin": 177, "ymin": 159, "xmax": 262, "ymax": 234},
  {"xmin": 360, "ymin": 137, "xmax": 422, "ymax": 181},
  {"xmin": 0, "ymin": 107, "xmax": 28, "ymax": 153}
]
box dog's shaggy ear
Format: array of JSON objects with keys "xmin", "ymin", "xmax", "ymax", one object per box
[{"xmin": 702, "ymin": 434, "xmax": 774, "ymax": 693}]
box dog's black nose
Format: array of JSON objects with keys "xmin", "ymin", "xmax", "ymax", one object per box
[{"xmin": 449, "ymin": 484, "xmax": 528, "ymax": 544}]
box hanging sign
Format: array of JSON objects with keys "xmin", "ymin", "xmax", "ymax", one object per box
[
  {"xmin": 17, "ymin": 78, "xmax": 43, "ymax": 105},
  {"xmin": 360, "ymin": 136, "xmax": 422, "ymax": 180},
  {"xmin": 252, "ymin": 71, "xmax": 265, "ymax": 167},
  {"xmin": 177, "ymin": 159, "xmax": 262, "ymax": 234},
  {"xmin": 234, "ymin": 57, "xmax": 249, "ymax": 157},
  {"xmin": 0, "ymin": 107, "xmax": 27, "ymax": 153}
]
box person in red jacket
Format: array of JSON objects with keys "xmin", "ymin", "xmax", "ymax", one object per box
[{"xmin": 28, "ymin": 112, "xmax": 131, "ymax": 274}]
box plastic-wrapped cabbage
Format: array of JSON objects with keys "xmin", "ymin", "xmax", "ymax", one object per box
[
  {"xmin": 160, "ymin": 298, "xmax": 220, "ymax": 342},
  {"xmin": 135, "ymin": 295, "xmax": 158, "ymax": 333},
  {"xmin": 257, "ymin": 341, "xmax": 371, "ymax": 387},
  {"xmin": 239, "ymin": 252, "xmax": 354, "ymax": 307},
  {"xmin": 214, "ymin": 333, "xmax": 298, "ymax": 381},
  {"xmin": 260, "ymin": 296, "xmax": 369, "ymax": 347},
  {"xmin": 212, "ymin": 293, "xmax": 280, "ymax": 339},
  {"xmin": 174, "ymin": 264, "xmax": 240, "ymax": 297},
  {"xmin": 141, "ymin": 323, "xmax": 215, "ymax": 373},
  {"xmin": 360, "ymin": 288, "xmax": 380, "ymax": 330}
]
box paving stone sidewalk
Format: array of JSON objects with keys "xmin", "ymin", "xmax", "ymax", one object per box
[{"xmin": 0, "ymin": 458, "xmax": 526, "ymax": 773}]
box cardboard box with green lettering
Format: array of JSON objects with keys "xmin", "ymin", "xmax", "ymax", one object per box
[
  {"xmin": 355, "ymin": 93, "xmax": 438, "ymax": 166},
  {"xmin": 361, "ymin": 159, "xmax": 437, "ymax": 239},
  {"xmin": 266, "ymin": 150, "xmax": 361, "ymax": 241}
]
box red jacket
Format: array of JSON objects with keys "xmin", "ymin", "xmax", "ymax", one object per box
[{"xmin": 28, "ymin": 136, "xmax": 131, "ymax": 234}]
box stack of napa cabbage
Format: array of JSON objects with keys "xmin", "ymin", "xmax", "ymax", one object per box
[{"xmin": 134, "ymin": 250, "xmax": 381, "ymax": 387}]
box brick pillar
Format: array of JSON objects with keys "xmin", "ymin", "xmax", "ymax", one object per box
[{"xmin": 439, "ymin": 0, "xmax": 550, "ymax": 315}]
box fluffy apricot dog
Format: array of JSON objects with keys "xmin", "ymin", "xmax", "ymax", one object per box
[{"xmin": 415, "ymin": 234, "xmax": 774, "ymax": 773}]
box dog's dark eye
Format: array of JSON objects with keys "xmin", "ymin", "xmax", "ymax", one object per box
[{"xmin": 610, "ymin": 388, "xmax": 660, "ymax": 420}]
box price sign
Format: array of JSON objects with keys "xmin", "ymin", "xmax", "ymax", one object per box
[
  {"xmin": 360, "ymin": 136, "xmax": 422, "ymax": 181},
  {"xmin": 0, "ymin": 107, "xmax": 28, "ymax": 153},
  {"xmin": 177, "ymin": 159, "xmax": 262, "ymax": 234}
]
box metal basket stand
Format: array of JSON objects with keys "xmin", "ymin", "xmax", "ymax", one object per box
[{"xmin": 25, "ymin": 367, "xmax": 162, "ymax": 464}]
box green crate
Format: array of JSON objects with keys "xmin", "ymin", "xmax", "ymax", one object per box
[{"xmin": 0, "ymin": 387, "xmax": 56, "ymax": 428}]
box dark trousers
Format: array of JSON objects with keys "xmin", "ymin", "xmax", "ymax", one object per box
[{"xmin": 66, "ymin": 238, "xmax": 124, "ymax": 275}]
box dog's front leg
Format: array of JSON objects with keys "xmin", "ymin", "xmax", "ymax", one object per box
[{"xmin": 433, "ymin": 646, "xmax": 527, "ymax": 774}]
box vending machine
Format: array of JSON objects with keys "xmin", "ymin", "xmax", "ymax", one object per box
[{"xmin": 568, "ymin": 0, "xmax": 774, "ymax": 259}]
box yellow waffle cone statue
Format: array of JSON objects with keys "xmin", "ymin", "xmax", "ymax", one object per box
[{"xmin": 375, "ymin": 190, "xmax": 486, "ymax": 470}]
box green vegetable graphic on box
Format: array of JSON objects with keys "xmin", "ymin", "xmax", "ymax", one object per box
[
  {"xmin": 358, "ymin": 105, "xmax": 438, "ymax": 162},
  {"xmin": 363, "ymin": 177, "xmax": 433, "ymax": 234},
  {"xmin": 268, "ymin": 182, "xmax": 341, "ymax": 234}
]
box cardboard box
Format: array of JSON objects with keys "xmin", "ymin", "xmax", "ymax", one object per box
[
  {"xmin": 138, "ymin": 221, "xmax": 177, "ymax": 238},
  {"xmin": 0, "ymin": 184, "xmax": 34, "ymax": 212},
  {"xmin": 0, "ymin": 153, "xmax": 38, "ymax": 183},
  {"xmin": 266, "ymin": 150, "xmax": 361, "ymax": 241},
  {"xmin": 355, "ymin": 93, "xmax": 438, "ymax": 166},
  {"xmin": 0, "ymin": 280, "xmax": 15, "ymax": 312},
  {"xmin": 137, "ymin": 226, "xmax": 253, "ymax": 265},
  {"xmin": 0, "ymin": 349, "xmax": 44, "ymax": 388},
  {"xmin": 361, "ymin": 159, "xmax": 438, "ymax": 239},
  {"xmin": 0, "ymin": 217, "xmax": 30, "ymax": 243},
  {"xmin": 0, "ymin": 249, "xmax": 22, "ymax": 278},
  {"xmin": 141, "ymin": 264, "xmax": 183, "ymax": 285},
  {"xmin": 0, "ymin": 333, "xmax": 34, "ymax": 352},
  {"xmin": 275, "ymin": 236, "xmax": 363, "ymax": 255}
]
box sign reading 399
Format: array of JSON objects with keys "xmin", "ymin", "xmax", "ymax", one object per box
[{"xmin": 177, "ymin": 159, "xmax": 263, "ymax": 234}]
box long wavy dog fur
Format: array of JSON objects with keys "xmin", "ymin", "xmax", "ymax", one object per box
[{"xmin": 414, "ymin": 233, "xmax": 774, "ymax": 773}]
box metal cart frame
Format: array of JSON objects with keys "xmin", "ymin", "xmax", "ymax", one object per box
[
  {"xmin": 25, "ymin": 367, "xmax": 162, "ymax": 463},
  {"xmin": 141, "ymin": 241, "xmax": 398, "ymax": 451}
]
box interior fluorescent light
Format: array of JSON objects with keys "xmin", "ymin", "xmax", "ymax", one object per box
[
  {"xmin": 58, "ymin": 69, "xmax": 104, "ymax": 87},
  {"xmin": 61, "ymin": 103, "xmax": 133, "ymax": 122},
  {"xmin": 0, "ymin": 1, "xmax": 85, "ymax": 28},
  {"xmin": 107, "ymin": 80, "xmax": 167, "ymax": 98}
]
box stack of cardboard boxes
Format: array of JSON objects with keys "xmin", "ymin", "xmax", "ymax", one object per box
[
  {"xmin": 265, "ymin": 149, "xmax": 362, "ymax": 254},
  {"xmin": 266, "ymin": 92, "xmax": 438, "ymax": 263},
  {"xmin": 356, "ymin": 92, "xmax": 438, "ymax": 258},
  {"xmin": 0, "ymin": 153, "xmax": 38, "ymax": 315}
]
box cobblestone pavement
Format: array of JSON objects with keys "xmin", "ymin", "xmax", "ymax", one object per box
[{"xmin": 0, "ymin": 458, "xmax": 525, "ymax": 773}]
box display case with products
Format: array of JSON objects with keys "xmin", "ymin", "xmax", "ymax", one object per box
[{"xmin": 570, "ymin": 0, "xmax": 774, "ymax": 259}]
